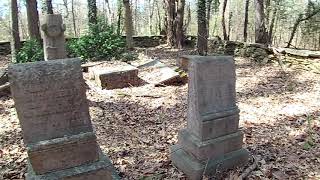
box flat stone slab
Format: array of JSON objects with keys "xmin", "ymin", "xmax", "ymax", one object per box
[
  {"xmin": 28, "ymin": 132, "xmax": 99, "ymax": 174},
  {"xmin": 170, "ymin": 145, "xmax": 249, "ymax": 180},
  {"xmin": 8, "ymin": 58, "xmax": 93, "ymax": 144},
  {"xmin": 138, "ymin": 60, "xmax": 186, "ymax": 86},
  {"xmin": 92, "ymin": 65, "xmax": 141, "ymax": 90},
  {"xmin": 27, "ymin": 149, "xmax": 120, "ymax": 180}
]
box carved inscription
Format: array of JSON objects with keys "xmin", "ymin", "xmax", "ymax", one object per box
[{"xmin": 9, "ymin": 58, "xmax": 93, "ymax": 144}]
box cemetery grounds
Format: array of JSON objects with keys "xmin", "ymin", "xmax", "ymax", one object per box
[{"xmin": 0, "ymin": 47, "xmax": 320, "ymax": 179}]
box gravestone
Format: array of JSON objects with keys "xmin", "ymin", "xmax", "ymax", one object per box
[
  {"xmin": 171, "ymin": 56, "xmax": 248, "ymax": 180},
  {"xmin": 41, "ymin": 14, "xmax": 67, "ymax": 61},
  {"xmin": 8, "ymin": 58, "xmax": 119, "ymax": 180}
]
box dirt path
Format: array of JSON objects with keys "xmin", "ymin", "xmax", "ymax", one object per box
[{"xmin": 0, "ymin": 50, "xmax": 319, "ymax": 179}]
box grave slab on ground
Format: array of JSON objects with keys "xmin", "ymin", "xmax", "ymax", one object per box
[
  {"xmin": 88, "ymin": 62, "xmax": 142, "ymax": 89},
  {"xmin": 8, "ymin": 58, "xmax": 119, "ymax": 180},
  {"xmin": 171, "ymin": 56, "xmax": 248, "ymax": 180},
  {"xmin": 138, "ymin": 60, "xmax": 186, "ymax": 86}
]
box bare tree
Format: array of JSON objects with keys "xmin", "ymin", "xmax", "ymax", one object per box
[
  {"xmin": 176, "ymin": 0, "xmax": 185, "ymax": 49},
  {"xmin": 243, "ymin": 0, "xmax": 250, "ymax": 42},
  {"xmin": 123, "ymin": 0, "xmax": 134, "ymax": 49},
  {"xmin": 197, "ymin": 0, "xmax": 208, "ymax": 55},
  {"xmin": 87, "ymin": 0, "xmax": 97, "ymax": 27},
  {"xmin": 26, "ymin": 0, "xmax": 41, "ymax": 41},
  {"xmin": 254, "ymin": 0, "xmax": 268, "ymax": 44},
  {"xmin": 42, "ymin": 0, "xmax": 54, "ymax": 14},
  {"xmin": 11, "ymin": 0, "xmax": 21, "ymax": 62},
  {"xmin": 166, "ymin": 0, "xmax": 176, "ymax": 47},
  {"xmin": 221, "ymin": 0, "xmax": 228, "ymax": 40},
  {"xmin": 71, "ymin": 0, "xmax": 77, "ymax": 37},
  {"xmin": 286, "ymin": 7, "xmax": 320, "ymax": 48}
]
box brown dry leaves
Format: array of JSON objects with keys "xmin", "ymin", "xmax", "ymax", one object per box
[{"xmin": 0, "ymin": 51, "xmax": 319, "ymax": 179}]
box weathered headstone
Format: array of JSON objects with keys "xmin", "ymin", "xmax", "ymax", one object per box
[
  {"xmin": 171, "ymin": 56, "xmax": 248, "ymax": 180},
  {"xmin": 8, "ymin": 58, "xmax": 119, "ymax": 180},
  {"xmin": 41, "ymin": 14, "xmax": 67, "ymax": 61}
]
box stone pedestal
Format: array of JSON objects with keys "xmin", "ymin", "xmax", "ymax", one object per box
[
  {"xmin": 8, "ymin": 58, "xmax": 119, "ymax": 180},
  {"xmin": 171, "ymin": 56, "xmax": 248, "ymax": 180},
  {"xmin": 41, "ymin": 14, "xmax": 67, "ymax": 61}
]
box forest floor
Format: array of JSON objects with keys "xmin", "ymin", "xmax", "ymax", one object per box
[{"xmin": 0, "ymin": 47, "xmax": 320, "ymax": 179}]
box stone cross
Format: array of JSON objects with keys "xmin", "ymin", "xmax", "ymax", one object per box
[
  {"xmin": 8, "ymin": 58, "xmax": 119, "ymax": 180},
  {"xmin": 171, "ymin": 56, "xmax": 248, "ymax": 180},
  {"xmin": 41, "ymin": 14, "xmax": 67, "ymax": 61}
]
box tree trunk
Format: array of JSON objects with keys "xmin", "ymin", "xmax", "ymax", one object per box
[
  {"xmin": 71, "ymin": 0, "xmax": 77, "ymax": 37},
  {"xmin": 267, "ymin": 6, "xmax": 277, "ymax": 45},
  {"xmin": 42, "ymin": 0, "xmax": 54, "ymax": 14},
  {"xmin": 206, "ymin": 0, "xmax": 214, "ymax": 37},
  {"xmin": 243, "ymin": 0, "xmax": 249, "ymax": 42},
  {"xmin": 228, "ymin": 11, "xmax": 233, "ymax": 40},
  {"xmin": 197, "ymin": 0, "xmax": 208, "ymax": 55},
  {"xmin": 123, "ymin": 0, "xmax": 134, "ymax": 49},
  {"xmin": 176, "ymin": 0, "xmax": 185, "ymax": 49},
  {"xmin": 26, "ymin": 0, "xmax": 41, "ymax": 42},
  {"xmin": 221, "ymin": 0, "xmax": 228, "ymax": 40},
  {"xmin": 87, "ymin": 0, "xmax": 97, "ymax": 27},
  {"xmin": 254, "ymin": 0, "xmax": 268, "ymax": 44},
  {"xmin": 117, "ymin": 0, "xmax": 123, "ymax": 35},
  {"xmin": 11, "ymin": 0, "xmax": 21, "ymax": 62},
  {"xmin": 166, "ymin": 0, "xmax": 176, "ymax": 47},
  {"xmin": 286, "ymin": 8, "xmax": 320, "ymax": 48}
]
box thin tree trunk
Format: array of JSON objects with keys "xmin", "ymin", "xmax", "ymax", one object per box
[
  {"xmin": 206, "ymin": 0, "xmax": 214, "ymax": 38},
  {"xmin": 71, "ymin": 0, "xmax": 77, "ymax": 37},
  {"xmin": 46, "ymin": 0, "xmax": 53, "ymax": 14},
  {"xmin": 166, "ymin": 0, "xmax": 176, "ymax": 47},
  {"xmin": 156, "ymin": 1, "xmax": 162, "ymax": 34},
  {"xmin": 228, "ymin": 11, "xmax": 233, "ymax": 40},
  {"xmin": 254, "ymin": 0, "xmax": 268, "ymax": 44},
  {"xmin": 26, "ymin": 0, "xmax": 41, "ymax": 42},
  {"xmin": 197, "ymin": 0, "xmax": 208, "ymax": 55},
  {"xmin": 221, "ymin": 0, "xmax": 228, "ymax": 40},
  {"xmin": 243, "ymin": 0, "xmax": 249, "ymax": 42},
  {"xmin": 11, "ymin": 0, "xmax": 21, "ymax": 62},
  {"xmin": 286, "ymin": 9, "xmax": 320, "ymax": 48},
  {"xmin": 87, "ymin": 0, "xmax": 97, "ymax": 27},
  {"xmin": 123, "ymin": 0, "xmax": 134, "ymax": 49},
  {"xmin": 117, "ymin": 0, "xmax": 123, "ymax": 35},
  {"xmin": 176, "ymin": 0, "xmax": 185, "ymax": 49},
  {"xmin": 268, "ymin": 6, "xmax": 277, "ymax": 45}
]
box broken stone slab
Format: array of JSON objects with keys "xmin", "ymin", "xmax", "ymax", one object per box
[
  {"xmin": 139, "ymin": 60, "xmax": 186, "ymax": 86},
  {"xmin": 92, "ymin": 65, "xmax": 142, "ymax": 89},
  {"xmin": 130, "ymin": 58, "xmax": 161, "ymax": 68},
  {"xmin": 81, "ymin": 61, "xmax": 105, "ymax": 73}
]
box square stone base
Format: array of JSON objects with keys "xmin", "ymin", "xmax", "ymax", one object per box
[
  {"xmin": 26, "ymin": 151, "xmax": 120, "ymax": 180},
  {"xmin": 170, "ymin": 145, "xmax": 249, "ymax": 180}
]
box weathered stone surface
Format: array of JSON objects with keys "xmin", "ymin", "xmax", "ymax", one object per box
[
  {"xmin": 138, "ymin": 60, "xmax": 185, "ymax": 86},
  {"xmin": 170, "ymin": 145, "xmax": 249, "ymax": 180},
  {"xmin": 8, "ymin": 58, "xmax": 93, "ymax": 144},
  {"xmin": 94, "ymin": 65, "xmax": 140, "ymax": 89},
  {"xmin": 26, "ymin": 150, "xmax": 120, "ymax": 180},
  {"xmin": 171, "ymin": 56, "xmax": 248, "ymax": 179},
  {"xmin": 28, "ymin": 132, "xmax": 99, "ymax": 174},
  {"xmin": 186, "ymin": 56, "xmax": 237, "ymax": 138},
  {"xmin": 41, "ymin": 14, "xmax": 67, "ymax": 60},
  {"xmin": 178, "ymin": 130, "xmax": 244, "ymax": 161}
]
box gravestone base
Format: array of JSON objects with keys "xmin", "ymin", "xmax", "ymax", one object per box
[
  {"xmin": 171, "ymin": 145, "xmax": 249, "ymax": 180},
  {"xmin": 26, "ymin": 150, "xmax": 120, "ymax": 180}
]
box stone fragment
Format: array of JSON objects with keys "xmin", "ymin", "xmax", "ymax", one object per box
[
  {"xmin": 138, "ymin": 60, "xmax": 185, "ymax": 86},
  {"xmin": 41, "ymin": 14, "xmax": 67, "ymax": 60},
  {"xmin": 94, "ymin": 65, "xmax": 140, "ymax": 89},
  {"xmin": 171, "ymin": 56, "xmax": 248, "ymax": 179}
]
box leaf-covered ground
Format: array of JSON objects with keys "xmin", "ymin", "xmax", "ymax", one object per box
[{"xmin": 0, "ymin": 48, "xmax": 319, "ymax": 179}]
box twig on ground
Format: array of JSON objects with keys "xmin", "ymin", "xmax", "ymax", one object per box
[
  {"xmin": 238, "ymin": 155, "xmax": 258, "ymax": 180},
  {"xmin": 0, "ymin": 82, "xmax": 10, "ymax": 92}
]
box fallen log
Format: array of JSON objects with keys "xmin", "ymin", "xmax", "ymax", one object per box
[{"xmin": 278, "ymin": 48, "xmax": 320, "ymax": 58}]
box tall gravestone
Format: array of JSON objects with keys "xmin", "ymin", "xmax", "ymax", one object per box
[
  {"xmin": 171, "ymin": 56, "xmax": 248, "ymax": 179},
  {"xmin": 41, "ymin": 14, "xmax": 67, "ymax": 61},
  {"xmin": 8, "ymin": 59, "xmax": 120, "ymax": 180}
]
